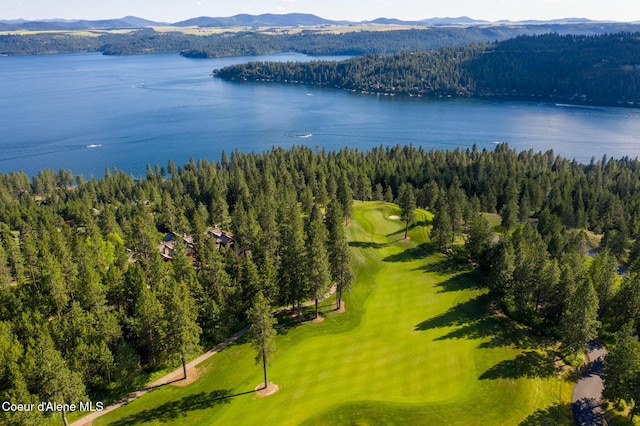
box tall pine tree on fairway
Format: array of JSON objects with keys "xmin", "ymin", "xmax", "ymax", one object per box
[
  {"xmin": 248, "ymin": 292, "xmax": 276, "ymax": 390},
  {"xmin": 398, "ymin": 183, "xmax": 416, "ymax": 239}
]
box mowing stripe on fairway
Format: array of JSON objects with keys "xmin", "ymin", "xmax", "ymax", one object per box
[{"xmin": 96, "ymin": 202, "xmax": 572, "ymax": 426}]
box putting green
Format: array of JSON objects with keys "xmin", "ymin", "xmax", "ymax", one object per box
[{"xmin": 96, "ymin": 202, "xmax": 572, "ymax": 426}]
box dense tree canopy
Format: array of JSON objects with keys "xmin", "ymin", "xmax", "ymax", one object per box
[
  {"xmin": 1, "ymin": 142, "xmax": 640, "ymax": 418},
  {"xmin": 215, "ymin": 33, "xmax": 640, "ymax": 107}
]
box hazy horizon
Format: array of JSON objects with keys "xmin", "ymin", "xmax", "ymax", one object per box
[
  {"xmin": 1, "ymin": 0, "xmax": 638, "ymax": 24},
  {"xmin": 1, "ymin": 13, "xmax": 634, "ymax": 24}
]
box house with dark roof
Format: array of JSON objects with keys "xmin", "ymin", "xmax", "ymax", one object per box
[{"xmin": 158, "ymin": 227, "xmax": 233, "ymax": 260}]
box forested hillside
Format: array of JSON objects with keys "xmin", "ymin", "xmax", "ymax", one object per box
[
  {"xmin": 2, "ymin": 23, "xmax": 640, "ymax": 56},
  {"xmin": 214, "ymin": 33, "xmax": 640, "ymax": 107},
  {"xmin": 2, "ymin": 144, "xmax": 640, "ymax": 423}
]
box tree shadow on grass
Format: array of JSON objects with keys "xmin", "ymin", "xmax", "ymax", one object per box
[
  {"xmin": 479, "ymin": 350, "xmax": 556, "ymax": 380},
  {"xmin": 434, "ymin": 316, "xmax": 500, "ymax": 342},
  {"xmin": 414, "ymin": 294, "xmax": 490, "ymax": 331},
  {"xmin": 413, "ymin": 257, "xmax": 469, "ymax": 276},
  {"xmin": 349, "ymin": 241, "xmax": 389, "ymax": 249},
  {"xmin": 415, "ymin": 294, "xmax": 547, "ymax": 350},
  {"xmin": 274, "ymin": 309, "xmax": 303, "ymax": 335},
  {"xmin": 475, "ymin": 322, "xmax": 546, "ymax": 351},
  {"xmin": 110, "ymin": 388, "xmax": 251, "ymax": 425},
  {"xmin": 382, "ymin": 243, "xmax": 433, "ymax": 263},
  {"xmin": 384, "ymin": 220, "xmax": 430, "ymax": 238},
  {"xmin": 273, "ymin": 298, "xmax": 335, "ymax": 335},
  {"xmin": 519, "ymin": 403, "xmax": 573, "ymax": 425},
  {"xmin": 426, "ymin": 271, "xmax": 483, "ymax": 293}
]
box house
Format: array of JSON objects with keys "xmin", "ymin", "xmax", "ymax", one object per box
[
  {"xmin": 158, "ymin": 232, "xmax": 195, "ymax": 260},
  {"xmin": 204, "ymin": 226, "xmax": 234, "ymax": 248},
  {"xmin": 158, "ymin": 227, "xmax": 233, "ymax": 260}
]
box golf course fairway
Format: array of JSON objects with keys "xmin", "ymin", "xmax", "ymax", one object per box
[{"xmin": 96, "ymin": 202, "xmax": 573, "ymax": 426}]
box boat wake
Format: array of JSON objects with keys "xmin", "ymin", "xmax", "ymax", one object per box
[
  {"xmin": 295, "ymin": 134, "xmax": 313, "ymax": 139},
  {"xmin": 84, "ymin": 144, "xmax": 102, "ymax": 148}
]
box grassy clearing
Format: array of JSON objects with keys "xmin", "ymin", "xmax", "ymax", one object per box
[
  {"xmin": 96, "ymin": 201, "xmax": 572, "ymax": 426},
  {"xmin": 481, "ymin": 212, "xmax": 502, "ymax": 230}
]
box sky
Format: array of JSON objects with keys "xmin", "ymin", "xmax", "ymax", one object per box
[{"xmin": 1, "ymin": 0, "xmax": 638, "ymax": 23}]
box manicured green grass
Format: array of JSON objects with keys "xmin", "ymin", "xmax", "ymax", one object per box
[{"xmin": 96, "ymin": 202, "xmax": 572, "ymax": 426}]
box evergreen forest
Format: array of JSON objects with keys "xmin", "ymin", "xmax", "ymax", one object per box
[
  {"xmin": 2, "ymin": 144, "xmax": 640, "ymax": 423},
  {"xmin": 1, "ymin": 23, "xmax": 640, "ymax": 57},
  {"xmin": 214, "ymin": 32, "xmax": 640, "ymax": 107}
]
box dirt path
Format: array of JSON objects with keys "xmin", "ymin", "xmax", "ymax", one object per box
[
  {"xmin": 69, "ymin": 285, "xmax": 337, "ymax": 426},
  {"xmin": 572, "ymin": 341, "xmax": 607, "ymax": 426}
]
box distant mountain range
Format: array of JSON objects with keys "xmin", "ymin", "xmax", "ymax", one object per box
[
  {"xmin": 172, "ymin": 13, "xmax": 345, "ymax": 28},
  {"xmin": 0, "ymin": 16, "xmax": 164, "ymax": 31},
  {"xmin": 0, "ymin": 13, "xmax": 634, "ymax": 32}
]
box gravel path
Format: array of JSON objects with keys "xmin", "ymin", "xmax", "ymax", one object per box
[{"xmin": 572, "ymin": 340, "xmax": 607, "ymax": 426}]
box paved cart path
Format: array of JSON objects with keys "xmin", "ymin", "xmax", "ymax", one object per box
[
  {"xmin": 70, "ymin": 285, "xmax": 336, "ymax": 426},
  {"xmin": 572, "ymin": 341, "xmax": 607, "ymax": 426}
]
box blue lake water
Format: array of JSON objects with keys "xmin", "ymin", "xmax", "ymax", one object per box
[{"xmin": 1, "ymin": 52, "xmax": 640, "ymax": 178}]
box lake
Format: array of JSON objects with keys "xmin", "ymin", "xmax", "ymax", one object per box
[{"xmin": 2, "ymin": 52, "xmax": 640, "ymax": 178}]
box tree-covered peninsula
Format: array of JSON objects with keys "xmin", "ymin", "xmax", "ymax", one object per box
[{"xmin": 214, "ymin": 33, "xmax": 640, "ymax": 107}]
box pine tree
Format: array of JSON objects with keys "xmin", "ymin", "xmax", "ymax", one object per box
[
  {"xmin": 589, "ymin": 249, "xmax": 619, "ymax": 318},
  {"xmin": 397, "ymin": 183, "xmax": 416, "ymax": 239},
  {"xmin": 614, "ymin": 272, "xmax": 640, "ymax": 328},
  {"xmin": 198, "ymin": 238, "xmax": 236, "ymax": 342},
  {"xmin": 560, "ymin": 277, "xmax": 600, "ymax": 354},
  {"xmin": 164, "ymin": 277, "xmax": 201, "ymax": 379},
  {"xmin": 431, "ymin": 197, "xmax": 453, "ymax": 251},
  {"xmin": 277, "ymin": 191, "xmax": 307, "ymax": 315},
  {"xmin": 384, "ymin": 185, "xmax": 394, "ymax": 203},
  {"xmin": 305, "ymin": 204, "xmax": 332, "ymax": 319},
  {"xmin": 500, "ymin": 198, "xmax": 519, "ymax": 230},
  {"xmin": 603, "ymin": 322, "xmax": 640, "ymax": 408},
  {"xmin": 337, "ymin": 173, "xmax": 353, "ymax": 226},
  {"xmin": 489, "ymin": 240, "xmax": 516, "ymax": 299},
  {"xmin": 133, "ymin": 283, "xmax": 165, "ymax": 366},
  {"xmin": 247, "ymin": 292, "xmax": 276, "ymax": 390},
  {"xmin": 0, "ymin": 321, "xmax": 43, "ymax": 425},
  {"xmin": 447, "ymin": 182, "xmax": 465, "ymax": 235},
  {"xmin": 325, "ymin": 199, "xmax": 353, "ymax": 310},
  {"xmin": 24, "ymin": 331, "xmax": 86, "ymax": 426},
  {"xmin": 374, "ymin": 183, "xmax": 384, "ymax": 201},
  {"xmin": 466, "ymin": 212, "xmax": 493, "ymax": 263},
  {"xmin": 130, "ymin": 211, "xmax": 166, "ymax": 290}
]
